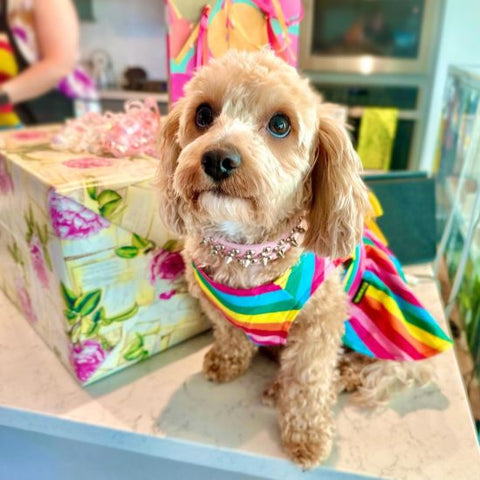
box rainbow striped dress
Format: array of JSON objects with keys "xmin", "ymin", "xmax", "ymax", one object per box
[{"xmin": 193, "ymin": 229, "xmax": 453, "ymax": 361}]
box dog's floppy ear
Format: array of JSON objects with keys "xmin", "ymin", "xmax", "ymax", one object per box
[
  {"xmin": 303, "ymin": 111, "xmax": 369, "ymax": 258},
  {"xmin": 156, "ymin": 103, "xmax": 186, "ymax": 236}
]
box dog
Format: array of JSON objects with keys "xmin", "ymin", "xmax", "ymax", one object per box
[{"xmin": 156, "ymin": 49, "xmax": 440, "ymax": 468}]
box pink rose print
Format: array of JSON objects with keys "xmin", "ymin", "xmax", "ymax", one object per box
[
  {"xmin": 70, "ymin": 340, "xmax": 107, "ymax": 383},
  {"xmin": 29, "ymin": 235, "xmax": 49, "ymax": 288},
  {"xmin": 0, "ymin": 154, "xmax": 14, "ymax": 194},
  {"xmin": 150, "ymin": 249, "xmax": 185, "ymax": 284},
  {"xmin": 16, "ymin": 282, "xmax": 38, "ymax": 324},
  {"xmin": 62, "ymin": 157, "xmax": 114, "ymax": 169},
  {"xmin": 159, "ymin": 289, "xmax": 176, "ymax": 300},
  {"xmin": 48, "ymin": 190, "xmax": 110, "ymax": 240}
]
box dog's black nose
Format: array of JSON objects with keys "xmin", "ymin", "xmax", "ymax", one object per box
[{"xmin": 201, "ymin": 149, "xmax": 241, "ymax": 182}]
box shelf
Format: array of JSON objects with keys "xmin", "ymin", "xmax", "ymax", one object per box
[{"xmin": 98, "ymin": 89, "xmax": 168, "ymax": 103}]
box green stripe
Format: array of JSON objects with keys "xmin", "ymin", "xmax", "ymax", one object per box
[
  {"xmin": 284, "ymin": 254, "xmax": 310, "ymax": 296},
  {"xmin": 364, "ymin": 270, "xmax": 452, "ymax": 342},
  {"xmin": 194, "ymin": 268, "xmax": 298, "ymax": 316},
  {"xmin": 343, "ymin": 245, "xmax": 361, "ymax": 292},
  {"xmin": 401, "ymin": 302, "xmax": 453, "ymax": 343}
]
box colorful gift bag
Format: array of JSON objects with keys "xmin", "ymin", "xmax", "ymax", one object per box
[{"xmin": 166, "ymin": 0, "xmax": 303, "ymax": 104}]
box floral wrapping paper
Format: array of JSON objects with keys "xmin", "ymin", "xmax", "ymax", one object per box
[{"xmin": 0, "ymin": 127, "xmax": 209, "ymax": 385}]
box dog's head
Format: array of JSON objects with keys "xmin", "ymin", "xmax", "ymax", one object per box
[{"xmin": 157, "ymin": 50, "xmax": 369, "ymax": 258}]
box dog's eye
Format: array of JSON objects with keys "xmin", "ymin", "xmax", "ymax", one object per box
[
  {"xmin": 267, "ymin": 113, "xmax": 291, "ymax": 138},
  {"xmin": 195, "ymin": 103, "xmax": 214, "ymax": 129}
]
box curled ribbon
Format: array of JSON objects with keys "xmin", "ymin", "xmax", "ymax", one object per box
[
  {"xmin": 51, "ymin": 98, "xmax": 161, "ymax": 158},
  {"xmin": 196, "ymin": 5, "xmax": 211, "ymax": 68}
]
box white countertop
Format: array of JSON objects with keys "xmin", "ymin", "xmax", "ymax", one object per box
[{"xmin": 0, "ymin": 265, "xmax": 479, "ymax": 479}]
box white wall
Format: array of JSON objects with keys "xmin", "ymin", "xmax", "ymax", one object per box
[
  {"xmin": 420, "ymin": 0, "xmax": 480, "ymax": 171},
  {"xmin": 79, "ymin": 0, "xmax": 168, "ymax": 84}
]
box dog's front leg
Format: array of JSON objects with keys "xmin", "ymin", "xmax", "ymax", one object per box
[
  {"xmin": 184, "ymin": 262, "xmax": 257, "ymax": 383},
  {"xmin": 203, "ymin": 314, "xmax": 258, "ymax": 383},
  {"xmin": 276, "ymin": 296, "xmax": 344, "ymax": 469}
]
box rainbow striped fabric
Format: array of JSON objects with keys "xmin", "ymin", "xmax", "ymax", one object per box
[
  {"xmin": 342, "ymin": 230, "xmax": 452, "ymax": 360},
  {"xmin": 193, "ymin": 255, "xmax": 339, "ymax": 346},
  {"xmin": 193, "ymin": 229, "xmax": 453, "ymax": 361}
]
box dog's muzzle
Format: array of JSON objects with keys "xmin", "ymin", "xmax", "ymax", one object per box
[{"xmin": 201, "ymin": 148, "xmax": 241, "ymax": 182}]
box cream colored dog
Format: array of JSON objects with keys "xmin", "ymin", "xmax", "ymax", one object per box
[{"xmin": 156, "ymin": 49, "xmax": 424, "ymax": 468}]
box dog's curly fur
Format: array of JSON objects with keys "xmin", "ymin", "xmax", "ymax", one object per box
[{"xmin": 156, "ymin": 50, "xmax": 427, "ymax": 468}]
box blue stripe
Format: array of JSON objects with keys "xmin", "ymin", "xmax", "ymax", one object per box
[
  {"xmin": 207, "ymin": 280, "xmax": 293, "ymax": 309},
  {"xmin": 294, "ymin": 254, "xmax": 317, "ymax": 306},
  {"xmin": 342, "ymin": 321, "xmax": 375, "ymax": 357},
  {"xmin": 285, "ymin": 253, "xmax": 314, "ymax": 297},
  {"xmin": 170, "ymin": 48, "xmax": 194, "ymax": 73}
]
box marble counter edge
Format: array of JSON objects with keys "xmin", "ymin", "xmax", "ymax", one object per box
[{"xmin": 0, "ymin": 406, "xmax": 381, "ymax": 480}]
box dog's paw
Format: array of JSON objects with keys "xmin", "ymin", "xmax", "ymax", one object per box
[
  {"xmin": 261, "ymin": 379, "xmax": 281, "ymax": 407},
  {"xmin": 203, "ymin": 347, "xmax": 250, "ymax": 383},
  {"xmin": 282, "ymin": 427, "xmax": 333, "ymax": 470}
]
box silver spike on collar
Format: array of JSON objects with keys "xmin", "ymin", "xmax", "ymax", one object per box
[{"xmin": 200, "ymin": 222, "xmax": 305, "ymax": 267}]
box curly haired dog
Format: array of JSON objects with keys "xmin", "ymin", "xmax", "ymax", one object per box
[{"xmin": 156, "ymin": 49, "xmax": 431, "ymax": 468}]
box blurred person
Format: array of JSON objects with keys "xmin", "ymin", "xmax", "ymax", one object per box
[{"xmin": 0, "ymin": 0, "xmax": 95, "ymax": 129}]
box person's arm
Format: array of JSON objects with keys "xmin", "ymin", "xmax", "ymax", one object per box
[{"xmin": 1, "ymin": 0, "xmax": 79, "ymax": 104}]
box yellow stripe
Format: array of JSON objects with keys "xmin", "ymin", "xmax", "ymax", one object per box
[
  {"xmin": 273, "ymin": 268, "xmax": 291, "ymax": 289},
  {"xmin": 404, "ymin": 322, "xmax": 452, "ymax": 352},
  {"xmin": 368, "ymin": 191, "xmax": 384, "ymax": 217},
  {"xmin": 194, "ymin": 269, "xmax": 300, "ymax": 326},
  {"xmin": 366, "ymin": 191, "xmax": 388, "ymax": 245},
  {"xmin": 365, "ymin": 220, "xmax": 388, "ymax": 246},
  {"xmin": 0, "ymin": 111, "xmax": 21, "ymax": 126},
  {"xmin": 367, "ymin": 287, "xmax": 452, "ymax": 351},
  {"xmin": 0, "ymin": 48, "xmax": 19, "ymax": 76},
  {"xmin": 173, "ymin": 22, "xmax": 200, "ymax": 65},
  {"xmin": 343, "ymin": 247, "xmax": 357, "ymax": 288}
]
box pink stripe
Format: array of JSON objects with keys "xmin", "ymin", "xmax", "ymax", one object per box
[
  {"xmin": 247, "ymin": 332, "xmax": 287, "ymax": 346},
  {"xmin": 310, "ymin": 256, "xmax": 338, "ymax": 294},
  {"xmin": 365, "ymin": 245, "xmax": 398, "ymax": 276},
  {"xmin": 348, "ymin": 316, "xmax": 397, "ymax": 360},
  {"xmin": 364, "ymin": 229, "xmax": 393, "ymax": 256},
  {"xmin": 365, "ymin": 260, "xmax": 423, "ymax": 309},
  {"xmin": 196, "ymin": 266, "xmax": 282, "ymax": 296},
  {"xmin": 349, "ymin": 304, "xmax": 413, "ymax": 361}
]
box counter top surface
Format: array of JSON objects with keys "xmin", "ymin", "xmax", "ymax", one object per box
[{"xmin": 0, "ymin": 264, "xmax": 479, "ymax": 479}]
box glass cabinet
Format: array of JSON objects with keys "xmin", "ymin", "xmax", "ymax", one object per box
[{"xmin": 435, "ymin": 66, "xmax": 480, "ymax": 374}]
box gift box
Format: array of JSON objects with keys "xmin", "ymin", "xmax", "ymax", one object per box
[
  {"xmin": 166, "ymin": 0, "xmax": 303, "ymax": 104},
  {"xmin": 0, "ymin": 126, "xmax": 209, "ymax": 385}
]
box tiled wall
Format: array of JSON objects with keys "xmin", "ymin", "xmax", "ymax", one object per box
[{"xmin": 79, "ymin": 0, "xmax": 168, "ymax": 85}]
